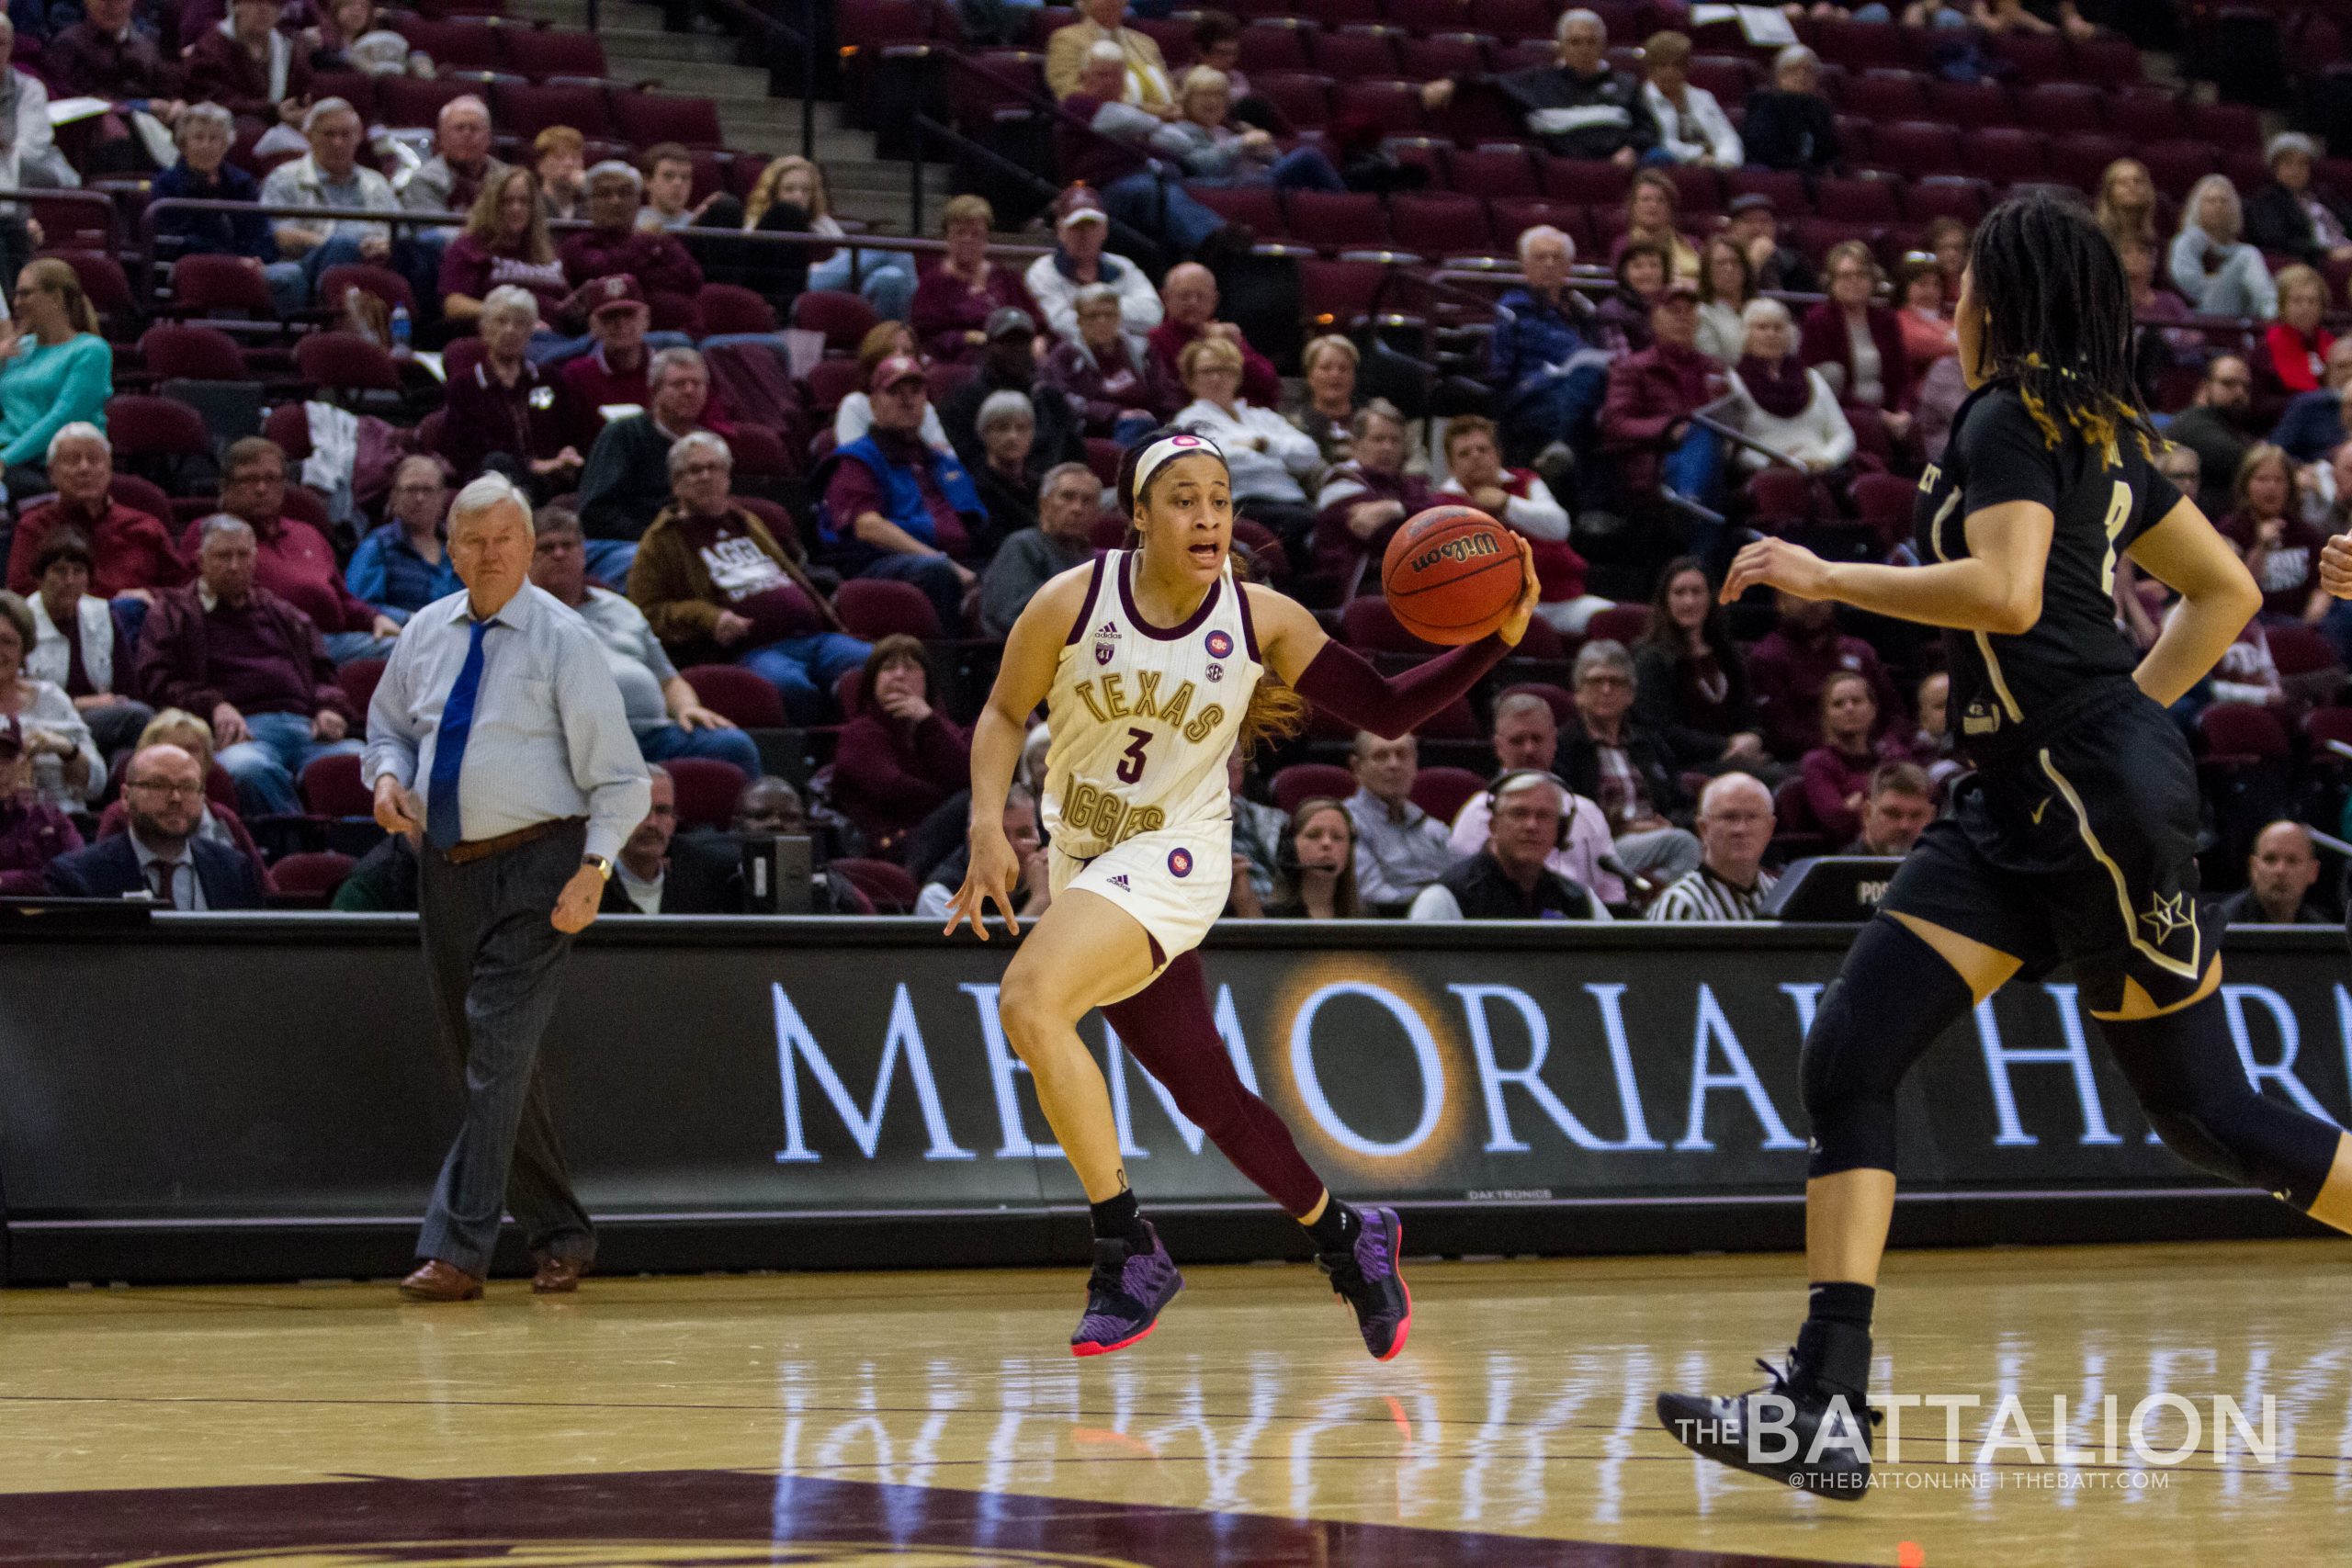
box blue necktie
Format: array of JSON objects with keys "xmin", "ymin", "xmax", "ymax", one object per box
[{"xmin": 425, "ymin": 618, "xmax": 492, "ymax": 852}]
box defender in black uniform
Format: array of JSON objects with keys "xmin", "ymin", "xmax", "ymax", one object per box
[{"xmin": 1654, "ymin": 196, "xmax": 2352, "ymax": 1497}]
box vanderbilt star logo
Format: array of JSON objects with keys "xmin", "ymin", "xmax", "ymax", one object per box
[{"xmin": 2139, "ymin": 891, "xmax": 2194, "ymax": 943}]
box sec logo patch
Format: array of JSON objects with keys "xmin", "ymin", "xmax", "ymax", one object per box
[
  {"xmin": 1167, "ymin": 847, "xmax": 1193, "ymax": 878},
  {"xmin": 1204, "ymin": 629, "xmax": 1234, "ymax": 659}
]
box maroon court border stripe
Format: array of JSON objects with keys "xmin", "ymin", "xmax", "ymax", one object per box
[{"xmin": 0, "ymin": 1467, "xmax": 1878, "ymax": 1567}]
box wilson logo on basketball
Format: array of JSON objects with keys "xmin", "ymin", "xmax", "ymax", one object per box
[{"xmin": 1409, "ymin": 533, "xmax": 1502, "ymax": 574}]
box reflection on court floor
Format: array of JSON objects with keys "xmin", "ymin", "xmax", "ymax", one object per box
[{"xmin": 3, "ymin": 1242, "xmax": 2349, "ymax": 1566}]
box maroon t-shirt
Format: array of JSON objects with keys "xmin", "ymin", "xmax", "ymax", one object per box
[{"xmin": 2221, "ymin": 510, "xmax": 2327, "ymax": 620}]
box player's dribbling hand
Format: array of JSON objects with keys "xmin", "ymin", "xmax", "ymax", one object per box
[
  {"xmin": 2321, "ymin": 533, "xmax": 2352, "ymax": 599},
  {"xmin": 1496, "ymin": 535, "xmax": 1541, "ymax": 647},
  {"xmin": 1722, "ymin": 536, "xmax": 1833, "ymax": 604},
  {"xmin": 944, "ymin": 822, "xmax": 1023, "ymax": 940}
]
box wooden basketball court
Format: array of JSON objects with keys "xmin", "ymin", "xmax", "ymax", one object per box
[{"xmin": 3, "ymin": 1238, "xmax": 2346, "ymax": 1565}]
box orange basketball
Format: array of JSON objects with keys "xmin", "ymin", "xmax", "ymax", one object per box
[{"xmin": 1380, "ymin": 505, "xmax": 1521, "ymax": 645}]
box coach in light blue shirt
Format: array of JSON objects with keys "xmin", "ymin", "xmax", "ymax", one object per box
[{"xmin": 363, "ymin": 471, "xmax": 650, "ymax": 1305}]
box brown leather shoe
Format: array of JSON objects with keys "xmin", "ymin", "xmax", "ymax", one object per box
[
  {"xmin": 531, "ymin": 1254, "xmax": 587, "ymax": 1294},
  {"xmin": 398, "ymin": 1259, "xmax": 484, "ymax": 1302}
]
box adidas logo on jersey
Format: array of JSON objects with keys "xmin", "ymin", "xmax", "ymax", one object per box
[
  {"xmin": 1108, "ymin": 874, "xmax": 1130, "ymax": 889},
  {"xmin": 1093, "ymin": 620, "xmax": 1122, "ymax": 667}
]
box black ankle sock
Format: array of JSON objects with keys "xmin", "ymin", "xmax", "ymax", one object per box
[
  {"xmin": 1303, "ymin": 1200, "xmax": 1359, "ymax": 1253},
  {"xmin": 1807, "ymin": 1280, "xmax": 1877, "ymax": 1332},
  {"xmin": 1090, "ymin": 1189, "xmax": 1149, "ymax": 1248}
]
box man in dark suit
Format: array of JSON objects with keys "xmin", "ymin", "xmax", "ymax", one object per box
[
  {"xmin": 597, "ymin": 765, "xmax": 730, "ymax": 914},
  {"xmin": 45, "ymin": 743, "xmax": 266, "ymax": 909}
]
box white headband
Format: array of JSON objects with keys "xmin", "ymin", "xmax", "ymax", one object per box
[{"xmin": 1132, "ymin": 432, "xmax": 1226, "ymax": 501}]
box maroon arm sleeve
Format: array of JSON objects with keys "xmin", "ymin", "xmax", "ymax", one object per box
[{"xmin": 1291, "ymin": 633, "xmax": 1510, "ymax": 741}]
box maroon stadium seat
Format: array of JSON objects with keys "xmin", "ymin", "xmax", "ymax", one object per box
[
  {"xmin": 295, "ymin": 332, "xmax": 402, "ymax": 394},
  {"xmin": 377, "ymin": 74, "xmax": 476, "ymax": 129},
  {"xmin": 300, "ymin": 752, "xmax": 372, "ymax": 817},
  {"xmin": 831, "ymin": 856, "xmax": 919, "ymax": 912},
  {"xmin": 665, "ymin": 756, "xmax": 751, "ymax": 829},
  {"xmin": 2188, "ymin": 99, "xmax": 2265, "ymax": 152},
  {"xmin": 1813, "ymin": 175, "xmax": 1902, "ymax": 223},
  {"xmin": 1238, "ymin": 20, "xmax": 1316, "ymax": 73},
  {"xmin": 835, "ymin": 577, "xmax": 944, "ymax": 638},
  {"xmin": 138, "ymin": 323, "xmax": 247, "ymax": 380},
  {"xmin": 1389, "ymin": 0, "xmax": 1472, "ymax": 33},
  {"xmin": 2197, "ymin": 702, "xmax": 2291, "ymax": 762},
  {"xmin": 104, "ymin": 394, "xmax": 210, "ymax": 464},
  {"xmin": 1665, "ymin": 162, "xmax": 1721, "ymax": 216},
  {"xmin": 679, "ymin": 663, "xmax": 789, "ymax": 728},
  {"xmin": 2104, "ymin": 91, "xmax": 2189, "ymax": 144},
  {"xmin": 336, "ymin": 657, "xmax": 387, "ymax": 717},
  {"xmin": 1186, "ymin": 182, "xmax": 1284, "ymax": 235},
  {"xmin": 1340, "ymin": 594, "xmax": 1440, "ymax": 654},
  {"xmin": 1849, "ymin": 471, "xmax": 1917, "ymax": 549},
  {"xmin": 1745, "ymin": 467, "xmax": 1815, "ymax": 528},
  {"xmin": 801, "ymin": 356, "xmax": 865, "ymax": 422},
  {"xmin": 1923, "ymin": 77, "xmax": 2014, "ymax": 130},
  {"xmin": 1811, "ymin": 16, "xmax": 1910, "ymax": 71},
  {"xmin": 1084, "ymin": 437, "xmax": 1124, "ymax": 487},
  {"xmin": 697, "ymin": 283, "xmax": 778, "ymax": 335},
  {"xmin": 1837, "ymin": 68, "xmax": 1928, "ymax": 123},
  {"xmin": 1448, "ymin": 144, "xmax": 1541, "ymax": 197},
  {"xmin": 1271, "ymin": 762, "xmax": 1358, "ymax": 814},
  {"xmin": 1466, "ymin": 0, "xmax": 1548, "ymax": 42},
  {"xmin": 1724, "ymin": 166, "xmax": 1810, "ymax": 214},
  {"xmin": 1409, "ymin": 765, "xmax": 1486, "ymax": 827},
  {"xmin": 1905, "ymin": 175, "xmax": 1992, "ymax": 228},
  {"xmin": 2069, "ymin": 30, "xmax": 2138, "ymax": 85},
  {"xmin": 1580, "ymin": 604, "xmax": 1649, "ymax": 646},
  {"xmin": 1331, "ymin": 78, "xmax": 1429, "ymax": 132},
  {"xmin": 318, "ymin": 263, "xmax": 416, "ymax": 318},
  {"xmin": 44, "ymin": 249, "xmax": 135, "ymax": 327},
  {"xmin": 1284, "ymin": 189, "xmax": 1389, "ymax": 250},
  {"xmin": 267, "ymin": 850, "xmax": 355, "ymax": 902},
  {"xmin": 2016, "ymin": 81, "xmax": 2107, "ymax": 135},
  {"xmin": 2267, "ymin": 624, "xmax": 2340, "ymax": 678},
  {"xmin": 1312, "ymin": 28, "xmax": 1401, "ymax": 77},
  {"xmin": 1250, "ymin": 71, "xmax": 1332, "ymax": 131},
  {"xmin": 1389, "ymin": 191, "xmax": 1492, "ymax": 259},
  {"xmin": 1866, "ymin": 120, "xmax": 1961, "ymax": 181},
  {"xmin": 2304, "ymin": 705, "xmax": 2352, "ymax": 754},
  {"xmin": 169, "ymin": 254, "xmax": 277, "ymax": 319},
  {"xmin": 789, "ymin": 289, "xmax": 879, "ymax": 354},
  {"xmin": 727, "ymin": 423, "xmax": 794, "ymax": 479},
  {"xmin": 494, "ymin": 80, "xmax": 612, "ymax": 139},
  {"xmin": 613, "ymin": 94, "xmax": 727, "ymax": 149},
  {"xmin": 1401, "ymin": 33, "xmax": 1490, "ymax": 81},
  {"xmin": 2047, "ymin": 133, "xmax": 2133, "ymax": 194},
  {"xmin": 1684, "ymin": 54, "xmax": 1755, "ymax": 104},
  {"xmin": 1539, "ymin": 155, "xmax": 1630, "ymax": 206},
  {"xmin": 1959, "ymin": 129, "xmax": 2047, "ymax": 186},
  {"xmin": 1985, "ymin": 28, "xmax": 2074, "ymax": 85},
  {"xmin": 2140, "ymin": 140, "xmax": 2216, "ymax": 200},
  {"xmin": 503, "ymin": 27, "xmax": 608, "ymax": 80}
]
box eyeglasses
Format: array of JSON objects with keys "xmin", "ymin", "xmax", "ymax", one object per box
[
  {"xmin": 127, "ymin": 780, "xmax": 204, "ymax": 798},
  {"xmin": 1577, "ymin": 673, "xmax": 1633, "ymax": 689}
]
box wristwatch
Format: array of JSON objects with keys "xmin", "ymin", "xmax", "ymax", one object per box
[{"xmin": 582, "ymin": 854, "xmax": 615, "ymax": 883}]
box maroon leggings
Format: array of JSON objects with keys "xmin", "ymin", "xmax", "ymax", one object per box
[{"xmin": 1099, "ymin": 952, "xmax": 1328, "ymax": 1216}]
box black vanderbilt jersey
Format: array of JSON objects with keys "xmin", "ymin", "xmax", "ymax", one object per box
[{"xmin": 1914, "ymin": 381, "xmax": 2186, "ymax": 755}]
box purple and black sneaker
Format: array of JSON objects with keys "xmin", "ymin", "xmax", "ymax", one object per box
[
  {"xmin": 1320, "ymin": 1205, "xmax": 1412, "ymax": 1360},
  {"xmin": 1070, "ymin": 1221, "xmax": 1183, "ymax": 1358}
]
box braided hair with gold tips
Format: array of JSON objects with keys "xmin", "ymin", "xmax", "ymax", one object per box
[{"xmin": 1965, "ymin": 192, "xmax": 2160, "ymax": 468}]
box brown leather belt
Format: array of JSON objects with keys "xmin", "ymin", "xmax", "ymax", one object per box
[{"xmin": 441, "ymin": 816, "xmax": 587, "ymax": 865}]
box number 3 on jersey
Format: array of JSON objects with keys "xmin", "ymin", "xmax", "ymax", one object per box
[
  {"xmin": 2098, "ymin": 479, "xmax": 2134, "ymax": 594},
  {"xmin": 1115, "ymin": 727, "xmax": 1151, "ymax": 784}
]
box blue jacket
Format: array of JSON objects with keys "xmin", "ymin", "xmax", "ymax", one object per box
[
  {"xmin": 44, "ymin": 832, "xmax": 266, "ymax": 909},
  {"xmin": 2270, "ymin": 389, "xmax": 2348, "ymax": 466},
  {"xmin": 819, "ymin": 433, "xmax": 983, "ymax": 572},
  {"xmin": 1490, "ymin": 286, "xmax": 1612, "ymax": 410},
  {"xmin": 152, "ymin": 160, "xmax": 275, "ymax": 263},
  {"xmin": 345, "ymin": 524, "xmax": 462, "ymax": 617}
]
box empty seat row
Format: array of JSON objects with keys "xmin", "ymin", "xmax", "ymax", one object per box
[{"xmin": 302, "ymin": 68, "xmax": 723, "ymax": 145}]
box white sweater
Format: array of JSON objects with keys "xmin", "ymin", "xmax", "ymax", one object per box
[
  {"xmin": 1172, "ymin": 397, "xmax": 1322, "ymax": 503},
  {"xmin": 1642, "ymin": 81, "xmax": 1743, "ymax": 166},
  {"xmin": 1724, "ymin": 366, "xmax": 1856, "ymax": 471},
  {"xmin": 1023, "ymin": 250, "xmax": 1164, "ymax": 344}
]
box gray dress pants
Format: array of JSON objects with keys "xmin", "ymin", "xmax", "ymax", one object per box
[{"xmin": 414, "ymin": 820, "xmax": 595, "ymax": 1277}]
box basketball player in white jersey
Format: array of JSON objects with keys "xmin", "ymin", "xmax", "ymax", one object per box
[{"xmin": 945, "ymin": 429, "xmax": 1541, "ymax": 1357}]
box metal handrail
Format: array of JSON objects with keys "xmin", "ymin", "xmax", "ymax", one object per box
[{"xmin": 1, "ymin": 187, "xmax": 127, "ymax": 255}]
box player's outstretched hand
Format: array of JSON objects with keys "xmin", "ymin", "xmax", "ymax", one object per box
[
  {"xmin": 2322, "ymin": 533, "xmax": 2352, "ymax": 600},
  {"xmin": 1497, "ymin": 535, "xmax": 1542, "ymax": 647},
  {"xmin": 1722, "ymin": 536, "xmax": 1833, "ymax": 605},
  {"xmin": 943, "ymin": 823, "xmax": 1024, "ymax": 941}
]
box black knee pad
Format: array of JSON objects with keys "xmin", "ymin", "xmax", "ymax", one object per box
[
  {"xmin": 1800, "ymin": 917, "xmax": 1979, "ymax": 1179},
  {"xmin": 2102, "ymin": 995, "xmax": 2344, "ymax": 1211}
]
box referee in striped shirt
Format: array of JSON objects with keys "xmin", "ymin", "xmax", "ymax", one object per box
[{"xmin": 1647, "ymin": 773, "xmax": 1777, "ymax": 921}]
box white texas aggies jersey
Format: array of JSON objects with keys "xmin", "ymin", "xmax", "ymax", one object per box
[{"xmin": 1043, "ymin": 549, "xmax": 1263, "ymax": 861}]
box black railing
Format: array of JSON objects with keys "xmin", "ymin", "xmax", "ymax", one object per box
[{"xmin": 691, "ymin": 0, "xmax": 824, "ymax": 160}]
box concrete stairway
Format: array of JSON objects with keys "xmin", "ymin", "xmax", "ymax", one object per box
[{"xmin": 507, "ymin": 0, "xmax": 937, "ymax": 234}]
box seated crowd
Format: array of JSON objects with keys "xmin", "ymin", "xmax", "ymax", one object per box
[{"xmin": 0, "ymin": 0, "xmax": 2342, "ymax": 922}]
